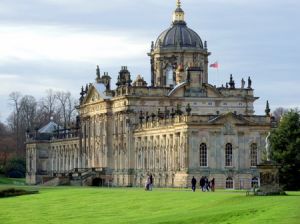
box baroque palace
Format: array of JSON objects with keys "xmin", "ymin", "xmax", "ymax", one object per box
[{"xmin": 26, "ymin": 1, "xmax": 272, "ymax": 189}]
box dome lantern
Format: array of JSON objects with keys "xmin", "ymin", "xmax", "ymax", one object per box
[{"xmin": 173, "ymin": 0, "xmax": 185, "ymax": 24}]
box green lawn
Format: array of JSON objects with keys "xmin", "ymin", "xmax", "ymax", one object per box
[
  {"xmin": 0, "ymin": 186, "xmax": 299, "ymax": 224},
  {"xmin": 0, "ymin": 176, "xmax": 25, "ymax": 185}
]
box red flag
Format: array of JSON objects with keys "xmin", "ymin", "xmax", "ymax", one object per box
[{"xmin": 210, "ymin": 61, "xmax": 219, "ymax": 69}]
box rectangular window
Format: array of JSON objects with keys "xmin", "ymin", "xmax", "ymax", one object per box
[
  {"xmin": 225, "ymin": 144, "xmax": 233, "ymax": 167},
  {"xmin": 250, "ymin": 144, "xmax": 258, "ymax": 167},
  {"xmin": 225, "ymin": 153, "xmax": 232, "ymax": 166},
  {"xmin": 226, "ymin": 178, "xmax": 234, "ymax": 189},
  {"xmin": 199, "ymin": 143, "xmax": 207, "ymax": 167}
]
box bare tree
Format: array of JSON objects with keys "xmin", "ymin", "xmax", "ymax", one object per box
[
  {"xmin": 6, "ymin": 90, "xmax": 78, "ymax": 155},
  {"xmin": 8, "ymin": 93, "xmax": 38, "ymax": 155},
  {"xmin": 19, "ymin": 95, "xmax": 37, "ymax": 131},
  {"xmin": 36, "ymin": 89, "xmax": 59, "ymax": 125},
  {"xmin": 273, "ymin": 107, "xmax": 288, "ymax": 121},
  {"xmin": 55, "ymin": 91, "xmax": 78, "ymax": 128},
  {"xmin": 0, "ymin": 120, "xmax": 15, "ymax": 167},
  {"xmin": 8, "ymin": 92, "xmax": 22, "ymax": 152},
  {"xmin": 0, "ymin": 121, "xmax": 6, "ymax": 136}
]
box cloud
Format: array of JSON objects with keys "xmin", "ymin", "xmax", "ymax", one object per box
[
  {"xmin": 0, "ymin": 0, "xmax": 299, "ymax": 122},
  {"xmin": 0, "ymin": 24, "xmax": 150, "ymax": 64}
]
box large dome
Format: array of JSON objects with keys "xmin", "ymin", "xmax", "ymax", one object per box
[{"xmin": 155, "ymin": 22, "xmax": 204, "ymax": 49}]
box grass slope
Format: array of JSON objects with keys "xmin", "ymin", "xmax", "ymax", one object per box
[
  {"xmin": 0, "ymin": 176, "xmax": 25, "ymax": 185},
  {"xmin": 0, "ymin": 187, "xmax": 299, "ymax": 224}
]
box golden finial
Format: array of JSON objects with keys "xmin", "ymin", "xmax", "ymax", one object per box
[{"xmin": 173, "ymin": 0, "xmax": 185, "ymax": 23}]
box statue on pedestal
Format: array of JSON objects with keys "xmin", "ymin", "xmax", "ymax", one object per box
[
  {"xmin": 265, "ymin": 132, "xmax": 271, "ymax": 161},
  {"xmin": 255, "ymin": 131, "xmax": 284, "ymax": 195},
  {"xmin": 241, "ymin": 78, "xmax": 245, "ymax": 89},
  {"xmin": 247, "ymin": 76, "xmax": 252, "ymax": 89}
]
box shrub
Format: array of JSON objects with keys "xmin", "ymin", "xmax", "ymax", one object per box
[
  {"xmin": 7, "ymin": 170, "xmax": 24, "ymax": 178},
  {"xmin": 3, "ymin": 157, "xmax": 26, "ymax": 178},
  {"xmin": 0, "ymin": 166, "xmax": 4, "ymax": 175}
]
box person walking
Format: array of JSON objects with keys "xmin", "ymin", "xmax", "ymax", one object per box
[
  {"xmin": 145, "ymin": 176, "xmax": 150, "ymax": 191},
  {"xmin": 149, "ymin": 174, "xmax": 153, "ymax": 191},
  {"xmin": 191, "ymin": 176, "xmax": 197, "ymax": 192},
  {"xmin": 204, "ymin": 176, "xmax": 210, "ymax": 192},
  {"xmin": 211, "ymin": 178, "xmax": 215, "ymax": 192},
  {"xmin": 200, "ymin": 176, "xmax": 205, "ymax": 192}
]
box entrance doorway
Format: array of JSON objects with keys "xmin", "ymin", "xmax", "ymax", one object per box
[{"xmin": 92, "ymin": 178, "xmax": 104, "ymax": 187}]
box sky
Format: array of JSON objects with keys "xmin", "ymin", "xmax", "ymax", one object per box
[{"xmin": 0, "ymin": 0, "xmax": 299, "ymax": 122}]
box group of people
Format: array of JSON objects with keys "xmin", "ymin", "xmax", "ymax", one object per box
[
  {"xmin": 191, "ymin": 176, "xmax": 215, "ymax": 192},
  {"xmin": 145, "ymin": 174, "xmax": 154, "ymax": 191},
  {"xmin": 143, "ymin": 174, "xmax": 215, "ymax": 192}
]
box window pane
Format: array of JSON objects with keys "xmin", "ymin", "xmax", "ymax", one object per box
[
  {"xmin": 250, "ymin": 143, "xmax": 257, "ymax": 166},
  {"xmin": 200, "ymin": 143, "xmax": 207, "ymax": 167},
  {"xmin": 226, "ymin": 177, "xmax": 233, "ymax": 189},
  {"xmin": 225, "ymin": 143, "xmax": 233, "ymax": 167}
]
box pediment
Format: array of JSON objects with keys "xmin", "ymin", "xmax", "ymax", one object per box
[
  {"xmin": 82, "ymin": 83, "xmax": 112, "ymax": 105},
  {"xmin": 83, "ymin": 86, "xmax": 101, "ymax": 104},
  {"xmin": 208, "ymin": 112, "xmax": 255, "ymax": 125},
  {"xmin": 168, "ymin": 82, "xmax": 223, "ymax": 98},
  {"xmin": 205, "ymin": 84, "xmax": 223, "ymax": 97}
]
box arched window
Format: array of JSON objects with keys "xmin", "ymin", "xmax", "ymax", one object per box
[
  {"xmin": 226, "ymin": 177, "xmax": 234, "ymax": 189},
  {"xmin": 225, "ymin": 143, "xmax": 233, "ymax": 167},
  {"xmin": 250, "ymin": 143, "xmax": 258, "ymax": 167},
  {"xmin": 251, "ymin": 177, "xmax": 259, "ymax": 188},
  {"xmin": 165, "ymin": 65, "xmax": 174, "ymax": 86},
  {"xmin": 199, "ymin": 143, "xmax": 207, "ymax": 167}
]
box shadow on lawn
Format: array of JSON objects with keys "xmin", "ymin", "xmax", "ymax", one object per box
[{"xmin": 0, "ymin": 188, "xmax": 39, "ymax": 198}]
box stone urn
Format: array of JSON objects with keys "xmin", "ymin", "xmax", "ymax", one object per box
[
  {"xmin": 256, "ymin": 132, "xmax": 285, "ymax": 195},
  {"xmin": 256, "ymin": 160, "xmax": 283, "ymax": 195}
]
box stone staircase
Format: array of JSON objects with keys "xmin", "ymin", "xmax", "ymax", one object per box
[
  {"xmin": 42, "ymin": 176, "xmax": 70, "ymax": 186},
  {"xmin": 70, "ymin": 168, "xmax": 96, "ymax": 186},
  {"xmin": 42, "ymin": 167, "xmax": 106, "ymax": 186}
]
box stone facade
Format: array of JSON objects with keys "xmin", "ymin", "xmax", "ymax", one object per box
[
  {"xmin": 26, "ymin": 1, "xmax": 271, "ymax": 189},
  {"xmin": 26, "ymin": 137, "xmax": 79, "ymax": 185}
]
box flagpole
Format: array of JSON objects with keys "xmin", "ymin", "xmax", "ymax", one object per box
[{"xmin": 209, "ymin": 61, "xmax": 219, "ymax": 84}]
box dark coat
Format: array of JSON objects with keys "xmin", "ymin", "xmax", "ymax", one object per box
[
  {"xmin": 191, "ymin": 177, "xmax": 197, "ymax": 186},
  {"xmin": 200, "ymin": 178, "xmax": 205, "ymax": 187},
  {"xmin": 149, "ymin": 175, "xmax": 153, "ymax": 184}
]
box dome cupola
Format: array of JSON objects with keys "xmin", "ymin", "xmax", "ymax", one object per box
[
  {"xmin": 149, "ymin": 0, "xmax": 210, "ymax": 87},
  {"xmin": 154, "ymin": 0, "xmax": 203, "ymax": 50}
]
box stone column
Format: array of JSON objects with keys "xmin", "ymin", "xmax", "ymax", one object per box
[
  {"xmin": 52, "ymin": 150, "xmax": 55, "ymax": 172},
  {"xmin": 134, "ymin": 143, "xmax": 137, "ymax": 170},
  {"xmin": 151, "ymin": 139, "xmax": 154, "ymax": 170},
  {"xmin": 182, "ymin": 132, "xmax": 188, "ymax": 169},
  {"xmin": 137, "ymin": 138, "xmax": 140, "ymax": 169},
  {"xmin": 58, "ymin": 149, "xmax": 61, "ymax": 172},
  {"xmin": 55, "ymin": 149, "xmax": 58, "ymax": 171},
  {"xmin": 70, "ymin": 149, "xmax": 73, "ymax": 170},
  {"xmin": 138, "ymin": 148, "xmax": 140, "ymax": 170}
]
